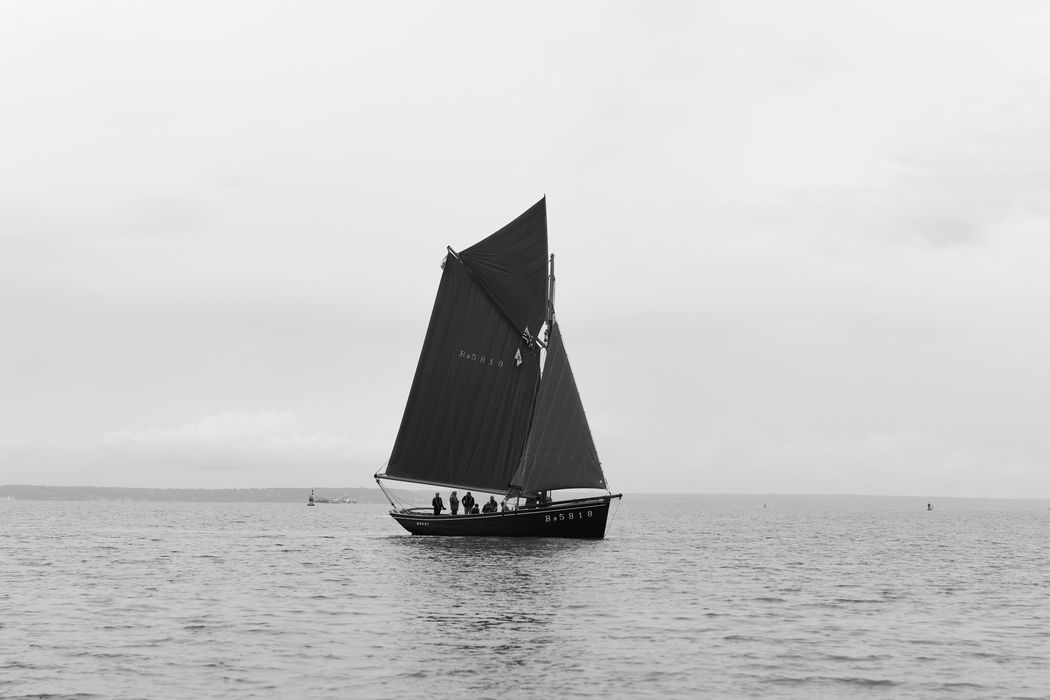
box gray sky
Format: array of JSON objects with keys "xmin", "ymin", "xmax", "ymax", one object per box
[{"xmin": 2, "ymin": 1, "xmax": 1049, "ymax": 496}]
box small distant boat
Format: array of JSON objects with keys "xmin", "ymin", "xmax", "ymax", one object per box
[
  {"xmin": 927, "ymin": 502, "xmax": 933, "ymax": 511},
  {"xmin": 374, "ymin": 198, "xmax": 620, "ymax": 538},
  {"xmin": 313, "ymin": 493, "xmax": 357, "ymax": 504}
]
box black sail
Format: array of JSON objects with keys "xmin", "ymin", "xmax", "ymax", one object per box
[
  {"xmin": 458, "ymin": 198, "xmax": 549, "ymax": 338},
  {"xmin": 384, "ymin": 201, "xmax": 548, "ymax": 493},
  {"xmin": 510, "ymin": 322, "xmax": 606, "ymax": 494}
]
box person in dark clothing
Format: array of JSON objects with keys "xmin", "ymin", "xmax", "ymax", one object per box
[
  {"xmin": 482, "ymin": 496, "xmax": 498, "ymax": 513},
  {"xmin": 470, "ymin": 503, "xmax": 479, "ymax": 514},
  {"xmin": 462, "ymin": 491, "xmax": 475, "ymax": 514},
  {"xmin": 449, "ymin": 491, "xmax": 459, "ymax": 515},
  {"xmin": 432, "ymin": 492, "xmax": 445, "ymax": 516}
]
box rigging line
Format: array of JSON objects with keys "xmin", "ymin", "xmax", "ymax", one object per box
[
  {"xmin": 449, "ymin": 261, "xmax": 456, "ymax": 483},
  {"xmin": 510, "ymin": 256, "xmax": 555, "ymax": 493},
  {"xmin": 374, "ymin": 473, "xmax": 398, "ymax": 510},
  {"xmin": 446, "ymin": 247, "xmax": 548, "ymax": 350},
  {"xmin": 518, "ymin": 329, "xmax": 562, "ymax": 493}
]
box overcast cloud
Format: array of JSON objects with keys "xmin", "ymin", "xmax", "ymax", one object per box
[{"xmin": 2, "ymin": 1, "xmax": 1048, "ymax": 496}]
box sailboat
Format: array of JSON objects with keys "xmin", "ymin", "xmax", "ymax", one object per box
[{"xmin": 374, "ymin": 197, "xmax": 621, "ymax": 538}]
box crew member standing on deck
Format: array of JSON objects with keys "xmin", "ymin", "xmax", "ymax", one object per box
[
  {"xmin": 462, "ymin": 491, "xmax": 475, "ymax": 514},
  {"xmin": 450, "ymin": 491, "xmax": 460, "ymax": 515},
  {"xmin": 432, "ymin": 492, "xmax": 445, "ymax": 516}
]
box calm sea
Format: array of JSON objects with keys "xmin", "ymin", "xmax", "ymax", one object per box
[{"xmin": 2, "ymin": 496, "xmax": 1048, "ymax": 699}]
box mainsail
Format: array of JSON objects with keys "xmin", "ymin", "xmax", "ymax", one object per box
[
  {"xmin": 384, "ymin": 199, "xmax": 549, "ymax": 492},
  {"xmin": 510, "ymin": 322, "xmax": 605, "ymax": 495}
]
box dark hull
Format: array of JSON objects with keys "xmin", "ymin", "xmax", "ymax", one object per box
[{"xmin": 389, "ymin": 495, "xmax": 620, "ymax": 539}]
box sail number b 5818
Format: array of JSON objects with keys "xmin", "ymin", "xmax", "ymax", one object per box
[
  {"xmin": 545, "ymin": 511, "xmax": 593, "ymax": 523},
  {"xmin": 458, "ymin": 350, "xmax": 504, "ymax": 368}
]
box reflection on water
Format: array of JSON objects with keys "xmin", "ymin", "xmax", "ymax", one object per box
[{"xmin": 386, "ymin": 536, "xmax": 602, "ymax": 679}]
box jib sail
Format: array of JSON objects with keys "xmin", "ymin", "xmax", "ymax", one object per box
[{"xmin": 510, "ymin": 322, "xmax": 606, "ymax": 495}]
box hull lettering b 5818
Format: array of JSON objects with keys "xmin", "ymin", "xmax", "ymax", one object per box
[{"xmin": 391, "ymin": 496, "xmax": 618, "ymax": 539}]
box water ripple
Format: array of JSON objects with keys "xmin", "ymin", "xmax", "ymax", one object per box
[{"xmin": 1, "ymin": 501, "xmax": 1049, "ymax": 698}]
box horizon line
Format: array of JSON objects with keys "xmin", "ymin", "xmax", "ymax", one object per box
[{"xmin": 2, "ymin": 484, "xmax": 1048, "ymax": 501}]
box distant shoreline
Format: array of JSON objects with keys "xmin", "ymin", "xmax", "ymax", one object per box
[
  {"xmin": 1, "ymin": 485, "xmax": 1048, "ymax": 510},
  {"xmin": 0, "ymin": 484, "xmax": 392, "ymax": 504}
]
